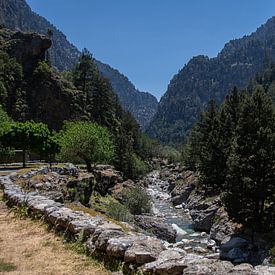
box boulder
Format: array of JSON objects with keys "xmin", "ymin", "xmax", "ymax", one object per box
[
  {"xmin": 142, "ymin": 250, "xmax": 187, "ymax": 275},
  {"xmin": 124, "ymin": 236, "xmax": 164, "ymax": 265},
  {"xmin": 93, "ymin": 168, "xmax": 123, "ymax": 196},
  {"xmin": 221, "ymin": 237, "xmax": 249, "ymax": 252},
  {"xmin": 95, "ymin": 230, "xmax": 125, "ymax": 251},
  {"xmin": 106, "ymin": 236, "xmax": 136, "ymax": 258},
  {"xmin": 135, "ymin": 215, "xmax": 177, "ymax": 243},
  {"xmin": 191, "ymin": 205, "xmax": 219, "ymax": 233},
  {"xmin": 210, "ymin": 207, "xmax": 239, "ymax": 244}
]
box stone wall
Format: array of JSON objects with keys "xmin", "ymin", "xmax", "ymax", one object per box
[{"xmin": 0, "ymin": 172, "xmax": 274, "ymax": 274}]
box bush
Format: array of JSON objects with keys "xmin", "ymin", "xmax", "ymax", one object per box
[
  {"xmin": 122, "ymin": 186, "xmax": 151, "ymax": 215},
  {"xmin": 130, "ymin": 154, "xmax": 150, "ymax": 179},
  {"xmin": 270, "ymin": 246, "xmax": 275, "ymax": 264},
  {"xmin": 106, "ymin": 201, "xmax": 133, "ymax": 222}
]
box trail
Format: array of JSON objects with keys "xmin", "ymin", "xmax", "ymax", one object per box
[{"xmin": 0, "ymin": 192, "xmax": 109, "ymax": 275}]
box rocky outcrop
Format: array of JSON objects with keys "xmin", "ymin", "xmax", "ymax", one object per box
[
  {"xmin": 1, "ymin": 171, "xmax": 274, "ymax": 274},
  {"xmin": 92, "ymin": 165, "xmax": 123, "ymax": 196},
  {"xmin": 0, "ymin": 0, "xmax": 158, "ymax": 128},
  {"xmin": 0, "ymin": 28, "xmax": 51, "ymax": 72},
  {"xmin": 15, "ymin": 164, "xmax": 123, "ymax": 205},
  {"xmin": 134, "ymin": 215, "xmax": 177, "ymax": 243}
]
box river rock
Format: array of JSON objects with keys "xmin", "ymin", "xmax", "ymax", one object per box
[
  {"xmin": 220, "ymin": 237, "xmax": 249, "ymax": 262},
  {"xmin": 124, "ymin": 236, "xmax": 164, "ymax": 265},
  {"xmin": 221, "ymin": 237, "xmax": 249, "ymax": 252},
  {"xmin": 135, "ymin": 215, "xmax": 177, "ymax": 243},
  {"xmin": 142, "ymin": 250, "xmax": 187, "ymax": 275},
  {"xmin": 171, "ymin": 223, "xmax": 187, "ymax": 238},
  {"xmin": 106, "ymin": 235, "xmax": 136, "ymax": 258},
  {"xmin": 210, "ymin": 207, "xmax": 238, "ymax": 244}
]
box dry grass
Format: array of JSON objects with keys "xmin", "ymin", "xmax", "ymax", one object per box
[{"xmin": 0, "ymin": 193, "xmax": 110, "ymax": 275}]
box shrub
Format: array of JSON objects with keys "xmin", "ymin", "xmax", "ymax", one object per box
[
  {"xmin": 122, "ymin": 186, "xmax": 151, "ymax": 215},
  {"xmin": 130, "ymin": 154, "xmax": 150, "ymax": 179},
  {"xmin": 270, "ymin": 246, "xmax": 275, "ymax": 264},
  {"xmin": 106, "ymin": 201, "xmax": 133, "ymax": 222}
]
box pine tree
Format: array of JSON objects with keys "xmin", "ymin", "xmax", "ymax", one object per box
[
  {"xmin": 218, "ymin": 87, "xmax": 242, "ymax": 185},
  {"xmin": 187, "ymin": 100, "xmax": 223, "ymax": 193},
  {"xmin": 223, "ymin": 87, "xmax": 275, "ymax": 232}
]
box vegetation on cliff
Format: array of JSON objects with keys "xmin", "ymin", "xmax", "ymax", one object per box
[{"xmin": 0, "ymin": 0, "xmax": 158, "ymax": 128}]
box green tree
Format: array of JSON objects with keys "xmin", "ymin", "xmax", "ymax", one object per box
[
  {"xmin": 0, "ymin": 51, "xmax": 23, "ymax": 116},
  {"xmin": 1, "ymin": 121, "xmax": 52, "ymax": 167},
  {"xmin": 58, "ymin": 121, "xmax": 115, "ymax": 172},
  {"xmin": 73, "ymin": 48, "xmax": 97, "ymax": 96},
  {"xmin": 223, "ymin": 88, "xmax": 275, "ymax": 232},
  {"xmin": 187, "ymin": 100, "xmax": 223, "ymax": 193},
  {"xmin": 217, "ymin": 87, "xmax": 242, "ymax": 185}
]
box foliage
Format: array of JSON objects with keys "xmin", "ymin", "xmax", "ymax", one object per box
[
  {"xmin": 58, "ymin": 121, "xmax": 115, "ymax": 172},
  {"xmin": 0, "ymin": 121, "xmax": 54, "ymax": 167},
  {"xmin": 122, "ymin": 186, "xmax": 151, "ymax": 215},
  {"xmin": 0, "ymin": 50, "xmax": 24, "ymax": 120},
  {"xmin": 0, "ymin": 259, "xmax": 17, "ymax": 272},
  {"xmin": 269, "ymin": 246, "xmax": 275, "ymax": 264},
  {"xmin": 33, "ymin": 61, "xmax": 52, "ymax": 77},
  {"xmin": 187, "ymin": 85, "xmax": 275, "ymax": 232},
  {"xmin": 106, "ymin": 201, "xmax": 133, "ymax": 223},
  {"xmin": 223, "ymin": 88, "xmax": 275, "ymax": 231}
]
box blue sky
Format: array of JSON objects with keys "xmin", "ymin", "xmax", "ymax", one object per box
[{"xmin": 26, "ymin": 0, "xmax": 275, "ymax": 100}]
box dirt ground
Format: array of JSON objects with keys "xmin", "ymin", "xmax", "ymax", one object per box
[{"xmin": 0, "ymin": 195, "xmax": 110, "ymax": 275}]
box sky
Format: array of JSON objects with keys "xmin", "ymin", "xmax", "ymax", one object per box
[{"xmin": 26, "ymin": 0, "xmax": 275, "ymax": 100}]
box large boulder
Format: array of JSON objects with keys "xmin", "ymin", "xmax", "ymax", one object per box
[
  {"xmin": 170, "ymin": 171, "xmax": 197, "ymax": 205},
  {"xmin": 142, "ymin": 250, "xmax": 187, "ymax": 275},
  {"xmin": 220, "ymin": 237, "xmax": 249, "ymax": 263},
  {"xmin": 135, "ymin": 215, "xmax": 177, "ymax": 243},
  {"xmin": 93, "ymin": 167, "xmax": 123, "ymax": 196},
  {"xmin": 190, "ymin": 204, "xmax": 220, "ymax": 233},
  {"xmin": 0, "ymin": 29, "xmax": 51, "ymax": 72},
  {"xmin": 210, "ymin": 207, "xmax": 239, "ymax": 244},
  {"xmin": 124, "ymin": 236, "xmax": 165, "ymax": 265}
]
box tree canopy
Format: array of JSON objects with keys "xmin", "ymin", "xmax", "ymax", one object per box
[{"xmin": 58, "ymin": 121, "xmax": 115, "ymax": 172}]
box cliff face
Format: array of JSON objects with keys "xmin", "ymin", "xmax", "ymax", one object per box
[
  {"xmin": 146, "ymin": 17, "xmax": 275, "ymax": 144},
  {"xmin": 0, "ymin": 28, "xmax": 51, "ymax": 72},
  {"xmin": 0, "ymin": 27, "xmax": 80, "ymax": 129},
  {"xmin": 0, "ymin": 0, "xmax": 158, "ymax": 128}
]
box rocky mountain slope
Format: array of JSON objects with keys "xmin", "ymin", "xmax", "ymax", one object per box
[
  {"xmin": 147, "ymin": 17, "xmax": 275, "ymax": 143},
  {"xmin": 0, "ymin": 0, "xmax": 158, "ymax": 128}
]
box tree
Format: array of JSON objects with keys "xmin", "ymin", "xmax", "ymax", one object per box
[
  {"xmin": 0, "ymin": 51, "xmax": 23, "ymax": 116},
  {"xmin": 1, "ymin": 121, "xmax": 52, "ymax": 167},
  {"xmin": 218, "ymin": 87, "xmax": 242, "ymax": 185},
  {"xmin": 187, "ymin": 100, "xmax": 223, "ymax": 193},
  {"xmin": 223, "ymin": 88, "xmax": 275, "ymax": 232},
  {"xmin": 58, "ymin": 121, "xmax": 115, "ymax": 172},
  {"xmin": 73, "ymin": 48, "xmax": 97, "ymax": 96}
]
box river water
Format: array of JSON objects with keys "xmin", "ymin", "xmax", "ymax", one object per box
[{"xmin": 146, "ymin": 171, "xmax": 210, "ymax": 250}]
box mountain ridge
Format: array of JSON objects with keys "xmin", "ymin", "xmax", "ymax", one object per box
[
  {"xmin": 0, "ymin": 0, "xmax": 158, "ymax": 128},
  {"xmin": 146, "ymin": 16, "xmax": 275, "ymax": 143}
]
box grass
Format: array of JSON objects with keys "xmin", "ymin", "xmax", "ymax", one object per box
[
  {"xmin": 0, "ymin": 193, "xmax": 110, "ymax": 274},
  {"xmin": 67, "ymin": 202, "xmax": 130, "ymax": 233},
  {"xmin": 0, "ymin": 259, "xmax": 17, "ymax": 272}
]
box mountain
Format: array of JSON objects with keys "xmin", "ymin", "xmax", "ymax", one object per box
[
  {"xmin": 0, "ymin": 0, "xmax": 158, "ymax": 128},
  {"xmin": 146, "ymin": 17, "xmax": 275, "ymax": 144}
]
